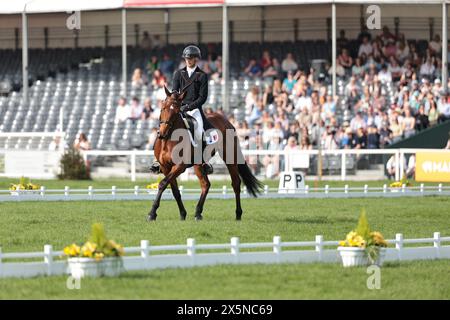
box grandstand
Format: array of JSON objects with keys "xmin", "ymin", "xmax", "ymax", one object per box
[{"xmin": 0, "ymin": 2, "xmax": 450, "ymax": 179}]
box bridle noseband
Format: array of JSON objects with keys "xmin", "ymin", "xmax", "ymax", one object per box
[{"xmin": 158, "ymin": 102, "xmax": 181, "ymax": 140}]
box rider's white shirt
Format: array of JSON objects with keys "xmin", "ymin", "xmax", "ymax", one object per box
[{"xmin": 187, "ymin": 65, "xmax": 196, "ymax": 78}]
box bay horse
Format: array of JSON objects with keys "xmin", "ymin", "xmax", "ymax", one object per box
[{"xmin": 148, "ymin": 85, "xmax": 262, "ymax": 221}]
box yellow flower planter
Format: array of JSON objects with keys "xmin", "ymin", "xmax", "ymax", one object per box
[
  {"xmin": 338, "ymin": 247, "xmax": 386, "ymax": 267},
  {"xmin": 67, "ymin": 257, "xmax": 123, "ymax": 278}
]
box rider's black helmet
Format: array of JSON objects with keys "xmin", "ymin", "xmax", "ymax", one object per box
[{"xmin": 182, "ymin": 45, "xmax": 201, "ymax": 59}]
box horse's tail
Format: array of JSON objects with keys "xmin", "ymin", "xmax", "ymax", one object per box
[
  {"xmin": 209, "ymin": 112, "xmax": 263, "ymax": 197},
  {"xmin": 238, "ymin": 162, "xmax": 263, "ymax": 198}
]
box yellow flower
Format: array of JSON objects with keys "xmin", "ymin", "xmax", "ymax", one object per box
[
  {"xmin": 64, "ymin": 244, "xmax": 81, "ymax": 257},
  {"xmin": 81, "ymin": 241, "xmax": 97, "ymax": 258}
]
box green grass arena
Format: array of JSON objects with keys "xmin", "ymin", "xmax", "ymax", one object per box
[{"xmin": 0, "ymin": 178, "xmax": 449, "ymax": 299}]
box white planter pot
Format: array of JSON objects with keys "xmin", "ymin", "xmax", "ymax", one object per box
[
  {"xmin": 67, "ymin": 257, "xmax": 123, "ymax": 278},
  {"xmin": 338, "ymin": 247, "xmax": 386, "ymax": 267}
]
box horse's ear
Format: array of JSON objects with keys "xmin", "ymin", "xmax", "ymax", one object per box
[{"xmin": 164, "ymin": 85, "xmax": 171, "ymax": 98}]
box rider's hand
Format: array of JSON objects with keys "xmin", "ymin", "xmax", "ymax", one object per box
[{"xmin": 180, "ymin": 104, "xmax": 190, "ymax": 113}]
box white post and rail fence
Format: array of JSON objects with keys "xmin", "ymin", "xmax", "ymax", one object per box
[{"xmin": 0, "ymin": 233, "xmax": 449, "ymax": 278}]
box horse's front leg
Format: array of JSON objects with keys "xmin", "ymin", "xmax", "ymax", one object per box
[
  {"xmin": 147, "ymin": 164, "xmax": 186, "ymax": 221},
  {"xmin": 170, "ymin": 179, "xmax": 187, "ymax": 220}
]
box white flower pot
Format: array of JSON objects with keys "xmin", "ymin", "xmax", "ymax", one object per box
[
  {"xmin": 338, "ymin": 247, "xmax": 386, "ymax": 267},
  {"xmin": 67, "ymin": 257, "xmax": 123, "ymax": 278}
]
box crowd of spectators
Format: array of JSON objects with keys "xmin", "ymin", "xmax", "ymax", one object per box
[{"xmin": 119, "ymin": 28, "xmax": 450, "ymax": 158}]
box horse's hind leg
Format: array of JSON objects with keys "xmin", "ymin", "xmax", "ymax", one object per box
[
  {"xmin": 170, "ymin": 179, "xmax": 187, "ymax": 220},
  {"xmin": 226, "ymin": 164, "xmax": 242, "ymax": 220},
  {"xmin": 193, "ymin": 165, "xmax": 211, "ymax": 221}
]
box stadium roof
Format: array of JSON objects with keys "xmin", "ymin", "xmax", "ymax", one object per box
[{"xmin": 0, "ymin": 0, "xmax": 447, "ymax": 14}]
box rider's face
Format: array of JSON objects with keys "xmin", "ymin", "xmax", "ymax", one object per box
[{"xmin": 185, "ymin": 57, "xmax": 197, "ymax": 68}]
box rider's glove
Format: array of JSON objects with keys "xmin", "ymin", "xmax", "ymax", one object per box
[{"xmin": 180, "ymin": 104, "xmax": 190, "ymax": 113}]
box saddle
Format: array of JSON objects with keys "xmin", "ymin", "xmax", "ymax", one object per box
[{"xmin": 180, "ymin": 113, "xmax": 219, "ymax": 148}]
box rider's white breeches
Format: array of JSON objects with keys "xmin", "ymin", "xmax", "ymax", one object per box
[{"xmin": 186, "ymin": 108, "xmax": 203, "ymax": 141}]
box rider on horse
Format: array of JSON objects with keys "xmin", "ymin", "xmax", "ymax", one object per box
[{"xmin": 150, "ymin": 45, "xmax": 214, "ymax": 175}]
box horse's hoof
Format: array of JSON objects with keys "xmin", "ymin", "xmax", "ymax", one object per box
[
  {"xmin": 195, "ymin": 215, "xmax": 203, "ymax": 221},
  {"xmin": 236, "ymin": 216, "xmax": 242, "ymax": 221},
  {"xmin": 180, "ymin": 215, "xmax": 187, "ymax": 221},
  {"xmin": 147, "ymin": 214, "xmax": 157, "ymax": 222}
]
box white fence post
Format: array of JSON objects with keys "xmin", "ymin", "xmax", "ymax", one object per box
[
  {"xmin": 304, "ymin": 185, "xmax": 309, "ymax": 194},
  {"xmin": 383, "ymin": 184, "xmax": 387, "ymax": 193},
  {"xmin": 273, "ymin": 236, "xmax": 281, "ymax": 263},
  {"xmin": 396, "ymin": 233, "xmax": 403, "ymax": 261},
  {"xmin": 88, "ymin": 186, "xmax": 93, "ymax": 197},
  {"xmin": 264, "ymin": 185, "xmax": 269, "ymax": 195},
  {"xmin": 315, "ymin": 235, "xmax": 323, "ymax": 262},
  {"xmin": 222, "ymin": 186, "xmax": 227, "ymax": 199},
  {"xmin": 40, "ymin": 186, "xmax": 45, "ymax": 197},
  {"xmin": 324, "ymin": 185, "xmax": 329, "ymax": 195},
  {"xmin": 364, "ymin": 184, "xmax": 368, "ymax": 194},
  {"xmin": 0, "ymin": 247, "xmax": 2, "ymax": 276},
  {"xmin": 231, "ymin": 237, "xmax": 239, "ymax": 263},
  {"xmin": 179, "ymin": 186, "xmax": 184, "ymax": 196},
  {"xmin": 420, "ymin": 183, "xmax": 424, "ymax": 194},
  {"xmin": 344, "ymin": 184, "xmax": 349, "ymax": 194},
  {"xmin": 401, "ymin": 184, "xmax": 406, "ymax": 193},
  {"xmin": 434, "ymin": 232, "xmax": 441, "ymax": 258},
  {"xmin": 187, "ymin": 238, "xmax": 196, "ymax": 266},
  {"xmin": 112, "ymin": 186, "xmax": 116, "ymax": 197},
  {"xmin": 44, "ymin": 245, "xmax": 53, "ymax": 276},
  {"xmin": 438, "ymin": 183, "xmax": 442, "ymax": 193},
  {"xmin": 141, "ymin": 240, "xmax": 149, "ymax": 268},
  {"xmin": 64, "ymin": 186, "xmax": 70, "ymax": 197},
  {"xmin": 134, "ymin": 185, "xmax": 139, "ymax": 196}
]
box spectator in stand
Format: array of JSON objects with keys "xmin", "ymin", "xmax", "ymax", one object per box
[
  {"xmin": 352, "ymin": 58, "xmax": 365, "ymax": 79},
  {"xmin": 337, "ymin": 29, "xmax": 349, "ymax": 52},
  {"xmin": 337, "ymin": 48, "xmax": 353, "ymax": 77},
  {"xmin": 428, "ymin": 100, "xmax": 439, "ymax": 126},
  {"xmin": 131, "ymin": 68, "xmax": 146, "ymax": 88},
  {"xmin": 367, "ymin": 125, "xmax": 380, "ymax": 149},
  {"xmin": 390, "ymin": 116, "xmax": 403, "ymax": 143},
  {"xmin": 282, "ymin": 71, "xmax": 297, "ymax": 94},
  {"xmin": 358, "ymin": 35, "xmax": 373, "ymax": 57},
  {"xmin": 146, "ymin": 56, "xmax": 159, "ymax": 80},
  {"xmin": 415, "ymin": 104, "xmax": 429, "ymax": 131},
  {"xmin": 401, "ymin": 106, "xmax": 416, "ymax": 138},
  {"xmin": 159, "ymin": 53, "xmax": 175, "ymax": 79},
  {"xmin": 260, "ymin": 50, "xmax": 272, "ymax": 71},
  {"xmin": 263, "ymin": 58, "xmax": 282, "ymax": 79},
  {"xmin": 245, "ymin": 86, "xmax": 260, "ymax": 117},
  {"xmin": 438, "ymin": 92, "xmax": 450, "ymax": 123},
  {"xmin": 386, "ymin": 154, "xmax": 407, "ymax": 180},
  {"xmin": 141, "ymin": 98, "xmax": 154, "ymax": 120},
  {"xmin": 380, "ymin": 26, "xmax": 396, "ymax": 45},
  {"xmin": 378, "ymin": 64, "xmax": 392, "ymax": 83},
  {"xmin": 130, "ymin": 97, "xmax": 143, "ymax": 120},
  {"xmin": 300, "ymin": 135, "xmax": 312, "ymax": 150},
  {"xmin": 281, "ymin": 53, "xmax": 298, "ymax": 74},
  {"xmin": 152, "ymin": 34, "xmax": 163, "ymax": 49},
  {"xmin": 73, "ymin": 133, "xmax": 91, "ymax": 151},
  {"xmin": 140, "ymin": 31, "xmax": 152, "ymax": 50},
  {"xmin": 429, "ymin": 34, "xmax": 442, "ymax": 55},
  {"xmin": 419, "ymin": 57, "xmax": 436, "ymax": 80},
  {"xmin": 388, "ymin": 57, "xmax": 403, "ymax": 82},
  {"xmin": 354, "ymin": 127, "xmax": 367, "ymax": 149},
  {"xmin": 151, "ymin": 69, "xmax": 166, "ymax": 90},
  {"xmin": 350, "ymin": 111, "xmax": 367, "ymax": 132},
  {"xmin": 244, "ymin": 58, "xmax": 263, "ymax": 78},
  {"xmin": 115, "ymin": 97, "xmax": 131, "ymax": 123}
]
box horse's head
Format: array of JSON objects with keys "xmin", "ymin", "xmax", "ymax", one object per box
[{"xmin": 158, "ymin": 86, "xmax": 187, "ymax": 139}]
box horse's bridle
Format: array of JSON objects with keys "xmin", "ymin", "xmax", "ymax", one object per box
[{"xmin": 158, "ymin": 103, "xmax": 181, "ymax": 140}]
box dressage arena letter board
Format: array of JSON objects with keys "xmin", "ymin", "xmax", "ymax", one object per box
[
  {"xmin": 415, "ymin": 152, "xmax": 450, "ymax": 182},
  {"xmin": 278, "ymin": 171, "xmax": 305, "ymax": 193}
]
